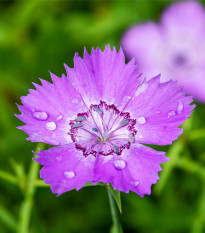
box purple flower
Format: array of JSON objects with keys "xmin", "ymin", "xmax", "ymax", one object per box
[
  {"xmin": 16, "ymin": 46, "xmax": 194, "ymax": 197},
  {"xmin": 122, "ymin": 1, "xmax": 205, "ymax": 102}
]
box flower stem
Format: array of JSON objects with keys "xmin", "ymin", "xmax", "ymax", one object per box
[
  {"xmin": 17, "ymin": 143, "xmax": 44, "ymax": 233},
  {"xmin": 0, "ymin": 170, "xmax": 18, "ymax": 185},
  {"xmin": 107, "ymin": 188, "xmax": 123, "ymax": 233}
]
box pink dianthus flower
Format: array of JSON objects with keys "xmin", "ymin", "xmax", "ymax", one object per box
[{"xmin": 16, "ymin": 46, "xmax": 194, "ymax": 196}]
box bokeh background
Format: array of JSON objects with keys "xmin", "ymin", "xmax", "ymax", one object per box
[{"xmin": 0, "ymin": 0, "xmax": 205, "ymax": 233}]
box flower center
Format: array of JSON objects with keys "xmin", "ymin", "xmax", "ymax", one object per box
[
  {"xmin": 172, "ymin": 53, "xmax": 187, "ymax": 67},
  {"xmin": 68, "ymin": 101, "xmax": 137, "ymax": 157}
]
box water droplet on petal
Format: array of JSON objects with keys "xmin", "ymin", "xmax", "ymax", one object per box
[
  {"xmin": 156, "ymin": 110, "xmax": 160, "ymax": 114},
  {"xmin": 56, "ymin": 156, "xmax": 62, "ymax": 161},
  {"xmin": 46, "ymin": 122, "xmax": 56, "ymax": 131},
  {"xmin": 72, "ymin": 123, "xmax": 83, "ymax": 129},
  {"xmin": 135, "ymin": 83, "xmax": 148, "ymax": 96},
  {"xmin": 33, "ymin": 111, "xmax": 48, "ymax": 120},
  {"xmin": 128, "ymin": 133, "xmax": 135, "ymax": 143},
  {"xmin": 72, "ymin": 99, "xmax": 78, "ymax": 104},
  {"xmin": 177, "ymin": 101, "xmax": 183, "ymax": 114},
  {"xmin": 168, "ymin": 110, "xmax": 176, "ymax": 118},
  {"xmin": 92, "ymin": 127, "xmax": 99, "ymax": 132},
  {"xmin": 136, "ymin": 116, "xmax": 146, "ymax": 124},
  {"xmin": 120, "ymin": 118, "xmax": 129, "ymax": 127},
  {"xmin": 94, "ymin": 106, "xmax": 103, "ymax": 115},
  {"xmin": 56, "ymin": 115, "xmax": 63, "ymax": 121},
  {"xmin": 75, "ymin": 116, "xmax": 86, "ymax": 122},
  {"xmin": 113, "ymin": 145, "xmax": 119, "ymax": 154},
  {"xmin": 131, "ymin": 180, "xmax": 140, "ymax": 187},
  {"xmin": 123, "ymin": 96, "xmax": 131, "ymax": 103},
  {"xmin": 114, "ymin": 160, "xmax": 126, "ymax": 170},
  {"xmin": 64, "ymin": 171, "xmax": 75, "ymax": 179}
]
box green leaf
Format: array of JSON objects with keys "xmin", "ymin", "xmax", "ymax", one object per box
[
  {"xmin": 0, "ymin": 169, "xmax": 18, "ymax": 185},
  {"xmin": 107, "ymin": 184, "xmax": 122, "ymax": 213},
  {"xmin": 9, "ymin": 158, "xmax": 26, "ymax": 192},
  {"xmin": 0, "ymin": 204, "xmax": 17, "ymax": 231},
  {"xmin": 154, "ymin": 140, "xmax": 184, "ymax": 195},
  {"xmin": 9, "ymin": 158, "xmax": 25, "ymax": 179}
]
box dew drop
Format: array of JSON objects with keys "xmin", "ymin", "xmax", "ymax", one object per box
[
  {"xmin": 114, "ymin": 160, "xmax": 126, "ymax": 170},
  {"xmin": 56, "ymin": 115, "xmax": 63, "ymax": 121},
  {"xmin": 131, "ymin": 180, "xmax": 140, "ymax": 187},
  {"xmin": 46, "ymin": 122, "xmax": 56, "ymax": 131},
  {"xmin": 156, "ymin": 110, "xmax": 160, "ymax": 114},
  {"xmin": 177, "ymin": 101, "xmax": 183, "ymax": 114},
  {"xmin": 72, "ymin": 123, "xmax": 83, "ymax": 129},
  {"xmin": 64, "ymin": 171, "xmax": 75, "ymax": 179},
  {"xmin": 123, "ymin": 96, "xmax": 131, "ymax": 102},
  {"xmin": 72, "ymin": 99, "xmax": 78, "ymax": 104},
  {"xmin": 56, "ymin": 156, "xmax": 62, "ymax": 161},
  {"xmin": 33, "ymin": 111, "xmax": 48, "ymax": 120},
  {"xmin": 168, "ymin": 110, "xmax": 176, "ymax": 118},
  {"xmin": 92, "ymin": 127, "xmax": 99, "ymax": 132},
  {"xmin": 113, "ymin": 145, "xmax": 119, "ymax": 154},
  {"xmin": 75, "ymin": 116, "xmax": 86, "ymax": 122},
  {"xmin": 136, "ymin": 116, "xmax": 146, "ymax": 124},
  {"xmin": 94, "ymin": 106, "xmax": 103, "ymax": 115},
  {"xmin": 120, "ymin": 118, "xmax": 129, "ymax": 127},
  {"xmin": 135, "ymin": 83, "xmax": 148, "ymax": 96}
]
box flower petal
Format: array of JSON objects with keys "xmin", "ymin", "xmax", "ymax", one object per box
[
  {"xmin": 161, "ymin": 1, "xmax": 205, "ymax": 35},
  {"xmin": 179, "ymin": 69, "xmax": 205, "ymax": 102},
  {"xmin": 65, "ymin": 46, "xmax": 141, "ymax": 107},
  {"xmin": 93, "ymin": 144, "xmax": 168, "ymax": 196},
  {"xmin": 121, "ymin": 1, "xmax": 205, "ymax": 102},
  {"xmin": 126, "ymin": 76, "xmax": 194, "ymax": 145},
  {"xmin": 121, "ymin": 22, "xmax": 164, "ymax": 78},
  {"xmin": 16, "ymin": 73, "xmax": 87, "ymax": 145},
  {"xmin": 35, "ymin": 144, "xmax": 96, "ymax": 195}
]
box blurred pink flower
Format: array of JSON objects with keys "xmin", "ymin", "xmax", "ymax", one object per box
[{"xmin": 122, "ymin": 1, "xmax": 205, "ymax": 102}]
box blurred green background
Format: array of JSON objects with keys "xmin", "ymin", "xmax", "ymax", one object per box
[{"xmin": 0, "ymin": 0, "xmax": 205, "ymax": 233}]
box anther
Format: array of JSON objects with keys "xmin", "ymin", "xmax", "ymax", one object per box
[
  {"xmin": 94, "ymin": 106, "xmax": 103, "ymax": 115},
  {"xmin": 72, "ymin": 123, "xmax": 83, "ymax": 129},
  {"xmin": 113, "ymin": 145, "xmax": 120, "ymax": 154},
  {"xmin": 75, "ymin": 116, "xmax": 86, "ymax": 122},
  {"xmin": 120, "ymin": 118, "xmax": 129, "ymax": 127}
]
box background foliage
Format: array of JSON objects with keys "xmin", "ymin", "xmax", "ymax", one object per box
[{"xmin": 0, "ymin": 0, "xmax": 205, "ymax": 233}]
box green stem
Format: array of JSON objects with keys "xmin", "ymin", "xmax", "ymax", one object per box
[
  {"xmin": 17, "ymin": 143, "xmax": 45, "ymax": 233},
  {"xmin": 107, "ymin": 188, "xmax": 122, "ymax": 233},
  {"xmin": 0, "ymin": 170, "xmax": 18, "ymax": 185},
  {"xmin": 34, "ymin": 179, "xmax": 49, "ymax": 187}
]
